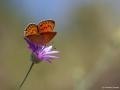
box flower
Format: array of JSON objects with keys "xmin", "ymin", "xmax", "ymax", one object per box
[{"xmin": 24, "ymin": 38, "xmax": 59, "ymax": 63}]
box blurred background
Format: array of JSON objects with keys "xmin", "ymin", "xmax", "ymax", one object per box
[{"xmin": 0, "ymin": 0, "xmax": 120, "ymax": 90}]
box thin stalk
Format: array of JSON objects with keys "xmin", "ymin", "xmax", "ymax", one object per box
[{"xmin": 19, "ymin": 62, "xmax": 34, "ymax": 89}]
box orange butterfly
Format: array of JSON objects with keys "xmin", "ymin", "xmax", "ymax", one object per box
[{"xmin": 24, "ymin": 20, "xmax": 56, "ymax": 45}]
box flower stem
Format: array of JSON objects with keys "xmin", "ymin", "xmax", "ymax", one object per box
[{"xmin": 19, "ymin": 62, "xmax": 34, "ymax": 89}]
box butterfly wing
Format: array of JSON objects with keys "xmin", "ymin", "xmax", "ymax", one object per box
[
  {"xmin": 26, "ymin": 32, "xmax": 57, "ymax": 45},
  {"xmin": 38, "ymin": 20, "xmax": 55, "ymax": 33},
  {"xmin": 24, "ymin": 20, "xmax": 56, "ymax": 45},
  {"xmin": 24, "ymin": 24, "xmax": 38, "ymax": 37}
]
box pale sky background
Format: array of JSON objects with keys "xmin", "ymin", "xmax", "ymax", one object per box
[{"xmin": 1, "ymin": 0, "xmax": 120, "ymax": 27}]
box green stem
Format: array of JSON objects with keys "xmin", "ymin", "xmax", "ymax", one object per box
[{"xmin": 19, "ymin": 62, "xmax": 34, "ymax": 89}]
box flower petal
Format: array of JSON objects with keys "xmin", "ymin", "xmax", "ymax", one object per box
[
  {"xmin": 43, "ymin": 46, "xmax": 52, "ymax": 52},
  {"xmin": 45, "ymin": 51, "xmax": 59, "ymax": 54},
  {"xmin": 44, "ymin": 55, "xmax": 60, "ymax": 59}
]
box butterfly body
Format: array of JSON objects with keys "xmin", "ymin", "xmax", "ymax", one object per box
[{"xmin": 24, "ymin": 20, "xmax": 56, "ymax": 45}]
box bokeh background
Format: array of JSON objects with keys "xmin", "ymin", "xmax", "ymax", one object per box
[{"xmin": 0, "ymin": 0, "xmax": 120, "ymax": 90}]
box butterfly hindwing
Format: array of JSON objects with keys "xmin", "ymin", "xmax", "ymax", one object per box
[
  {"xmin": 40, "ymin": 32, "xmax": 56, "ymax": 45},
  {"xmin": 26, "ymin": 32, "xmax": 57, "ymax": 45}
]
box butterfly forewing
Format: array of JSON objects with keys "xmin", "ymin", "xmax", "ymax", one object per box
[
  {"xmin": 38, "ymin": 20, "xmax": 55, "ymax": 33},
  {"xmin": 24, "ymin": 24, "xmax": 38, "ymax": 37}
]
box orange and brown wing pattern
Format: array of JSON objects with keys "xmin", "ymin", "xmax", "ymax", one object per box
[
  {"xmin": 38, "ymin": 20, "xmax": 55, "ymax": 33},
  {"xmin": 24, "ymin": 20, "xmax": 56, "ymax": 45},
  {"xmin": 24, "ymin": 24, "xmax": 38, "ymax": 37}
]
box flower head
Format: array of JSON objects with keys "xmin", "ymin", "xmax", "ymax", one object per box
[{"xmin": 24, "ymin": 38, "xmax": 59, "ymax": 63}]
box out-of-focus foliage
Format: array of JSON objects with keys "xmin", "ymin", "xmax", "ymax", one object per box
[{"xmin": 0, "ymin": 0, "xmax": 120, "ymax": 90}]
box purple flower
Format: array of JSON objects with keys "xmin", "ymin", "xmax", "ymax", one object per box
[{"xmin": 24, "ymin": 38, "xmax": 59, "ymax": 63}]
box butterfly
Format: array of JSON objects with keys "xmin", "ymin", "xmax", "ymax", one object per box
[{"xmin": 24, "ymin": 20, "xmax": 56, "ymax": 45}]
